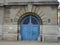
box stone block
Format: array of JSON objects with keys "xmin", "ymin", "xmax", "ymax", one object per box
[
  {"xmin": 0, "ymin": 0, "xmax": 4, "ymax": 3},
  {"xmin": 3, "ymin": 25, "xmax": 17, "ymax": 34},
  {"xmin": 44, "ymin": 36, "xmax": 58, "ymax": 42},
  {"xmin": 19, "ymin": 34, "xmax": 21, "ymax": 40},
  {"xmin": 42, "ymin": 25, "xmax": 58, "ymax": 34},
  {"xmin": 0, "ymin": 25, "xmax": 3, "ymax": 40},
  {"xmin": 3, "ymin": 33, "xmax": 17, "ymax": 41}
]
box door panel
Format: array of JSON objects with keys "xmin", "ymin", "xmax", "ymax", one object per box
[
  {"xmin": 20, "ymin": 16, "xmax": 40, "ymax": 40},
  {"xmin": 32, "ymin": 26, "xmax": 40, "ymax": 40},
  {"xmin": 21, "ymin": 25, "xmax": 28, "ymax": 40}
]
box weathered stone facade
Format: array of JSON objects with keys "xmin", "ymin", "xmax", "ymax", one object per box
[
  {"xmin": 58, "ymin": 7, "xmax": 60, "ymax": 26},
  {"xmin": 0, "ymin": 0, "xmax": 59, "ymax": 42}
]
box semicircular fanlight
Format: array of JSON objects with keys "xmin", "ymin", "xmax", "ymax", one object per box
[
  {"xmin": 23, "ymin": 17, "xmax": 30, "ymax": 24},
  {"xmin": 31, "ymin": 17, "xmax": 38, "ymax": 24}
]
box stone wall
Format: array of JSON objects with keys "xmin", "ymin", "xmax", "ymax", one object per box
[
  {"xmin": 58, "ymin": 9, "xmax": 60, "ymax": 27},
  {"xmin": 2, "ymin": 5, "xmax": 58, "ymax": 41},
  {"xmin": 41, "ymin": 25, "xmax": 58, "ymax": 42},
  {"xmin": 0, "ymin": 0, "xmax": 4, "ymax": 3},
  {"xmin": 0, "ymin": 7, "xmax": 4, "ymax": 40},
  {"xmin": 3, "ymin": 6, "xmax": 58, "ymax": 25}
]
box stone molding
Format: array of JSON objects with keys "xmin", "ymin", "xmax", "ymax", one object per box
[{"xmin": 0, "ymin": 1, "xmax": 59, "ymax": 6}]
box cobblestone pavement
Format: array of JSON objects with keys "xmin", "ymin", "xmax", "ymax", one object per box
[{"xmin": 0, "ymin": 41, "xmax": 60, "ymax": 45}]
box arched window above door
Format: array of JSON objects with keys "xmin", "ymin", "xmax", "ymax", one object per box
[
  {"xmin": 23, "ymin": 17, "xmax": 30, "ymax": 24},
  {"xmin": 21, "ymin": 15, "xmax": 40, "ymax": 25},
  {"xmin": 31, "ymin": 17, "xmax": 38, "ymax": 24}
]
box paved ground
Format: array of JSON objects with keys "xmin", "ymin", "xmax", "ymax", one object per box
[{"xmin": 0, "ymin": 41, "xmax": 60, "ymax": 45}]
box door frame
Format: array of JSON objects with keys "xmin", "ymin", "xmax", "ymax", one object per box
[{"xmin": 17, "ymin": 12, "xmax": 43, "ymax": 41}]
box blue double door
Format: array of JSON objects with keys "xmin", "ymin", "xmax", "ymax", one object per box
[{"xmin": 20, "ymin": 15, "xmax": 40, "ymax": 41}]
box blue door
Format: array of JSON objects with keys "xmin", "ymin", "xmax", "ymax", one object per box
[{"xmin": 20, "ymin": 15, "xmax": 40, "ymax": 40}]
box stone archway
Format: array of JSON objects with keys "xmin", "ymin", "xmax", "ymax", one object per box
[
  {"xmin": 13, "ymin": 5, "xmax": 47, "ymax": 40},
  {"xmin": 17, "ymin": 12, "xmax": 42, "ymax": 40},
  {"xmin": 14, "ymin": 5, "xmax": 47, "ymax": 25}
]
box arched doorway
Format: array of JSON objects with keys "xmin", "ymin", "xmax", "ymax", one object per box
[{"xmin": 20, "ymin": 15, "xmax": 40, "ymax": 41}]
